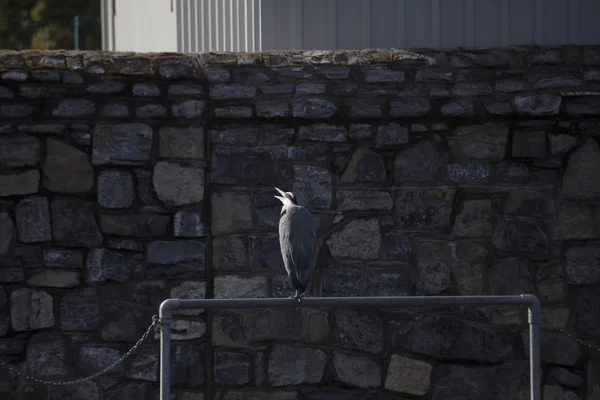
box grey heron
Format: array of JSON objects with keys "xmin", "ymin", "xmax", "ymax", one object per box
[{"xmin": 274, "ymin": 187, "xmax": 316, "ymax": 303}]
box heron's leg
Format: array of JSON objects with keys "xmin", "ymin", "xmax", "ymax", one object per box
[{"xmin": 295, "ymin": 290, "xmax": 301, "ymax": 303}]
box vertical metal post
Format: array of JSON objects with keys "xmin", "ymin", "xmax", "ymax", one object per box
[
  {"xmin": 528, "ymin": 299, "xmax": 541, "ymax": 400},
  {"xmin": 74, "ymin": 16, "xmax": 80, "ymax": 50},
  {"xmin": 160, "ymin": 300, "xmax": 177, "ymax": 400}
]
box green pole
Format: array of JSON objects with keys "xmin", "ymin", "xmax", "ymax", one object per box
[{"xmin": 74, "ymin": 15, "xmax": 80, "ymax": 50}]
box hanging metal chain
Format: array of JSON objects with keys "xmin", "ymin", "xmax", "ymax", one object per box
[
  {"xmin": 517, "ymin": 304, "xmax": 600, "ymax": 353},
  {"xmin": 544, "ymin": 318, "xmax": 600, "ymax": 352},
  {"xmin": 0, "ymin": 315, "xmax": 159, "ymax": 386}
]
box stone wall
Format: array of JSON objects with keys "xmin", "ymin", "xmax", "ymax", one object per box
[{"xmin": 0, "ymin": 46, "xmax": 599, "ymax": 399}]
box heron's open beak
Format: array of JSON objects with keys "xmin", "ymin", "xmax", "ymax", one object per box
[{"xmin": 274, "ymin": 187, "xmax": 286, "ymax": 202}]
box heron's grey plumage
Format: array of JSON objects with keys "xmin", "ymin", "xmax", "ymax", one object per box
[{"xmin": 275, "ymin": 187, "xmax": 316, "ymax": 303}]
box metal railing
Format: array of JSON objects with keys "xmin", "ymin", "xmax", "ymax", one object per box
[{"xmin": 158, "ymin": 294, "xmax": 541, "ymax": 400}]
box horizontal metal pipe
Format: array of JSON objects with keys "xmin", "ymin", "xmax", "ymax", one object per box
[{"xmin": 159, "ymin": 295, "xmax": 538, "ymax": 314}]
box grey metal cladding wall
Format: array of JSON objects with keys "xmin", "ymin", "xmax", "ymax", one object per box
[{"xmin": 179, "ymin": 0, "xmax": 600, "ymax": 52}]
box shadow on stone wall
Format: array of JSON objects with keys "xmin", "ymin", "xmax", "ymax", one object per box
[{"xmin": 0, "ymin": 46, "xmax": 599, "ymax": 399}]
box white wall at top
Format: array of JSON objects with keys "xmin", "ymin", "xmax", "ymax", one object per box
[
  {"xmin": 103, "ymin": 0, "xmax": 600, "ymax": 52},
  {"xmin": 102, "ymin": 0, "xmax": 178, "ymax": 52}
]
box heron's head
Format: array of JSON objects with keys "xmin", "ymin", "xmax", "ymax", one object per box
[{"xmin": 274, "ymin": 187, "xmax": 298, "ymax": 206}]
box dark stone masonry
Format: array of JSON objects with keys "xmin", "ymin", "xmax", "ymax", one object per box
[{"xmin": 0, "ymin": 46, "xmax": 599, "ymax": 399}]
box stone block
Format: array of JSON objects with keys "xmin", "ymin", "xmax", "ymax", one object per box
[
  {"xmin": 366, "ymin": 268, "xmax": 411, "ymax": 296},
  {"xmin": 452, "ymin": 241, "xmax": 488, "ymax": 295},
  {"xmin": 415, "ymin": 241, "xmax": 453, "ymax": 295},
  {"xmin": 336, "ymin": 190, "xmax": 392, "ymax": 211},
  {"xmin": 0, "ymin": 213, "xmax": 14, "ymax": 256},
  {"xmin": 52, "ymin": 99, "xmax": 95, "ymax": 117},
  {"xmin": 452, "ymin": 199, "xmax": 493, "ymax": 237},
  {"xmin": 27, "ymin": 270, "xmax": 79, "ymax": 288},
  {"xmin": 364, "ymin": 69, "xmax": 405, "ymax": 83},
  {"xmin": 214, "ymin": 352, "xmax": 251, "ymax": 386},
  {"xmin": 60, "ymin": 289, "xmax": 99, "ymax": 331},
  {"xmin": 431, "ymin": 362, "xmax": 528, "ymax": 399},
  {"xmin": 566, "ymin": 99, "xmax": 600, "ymax": 117},
  {"xmin": 214, "ymin": 276, "xmax": 267, "ymax": 298},
  {"xmin": 575, "ymin": 290, "xmax": 600, "ymax": 334},
  {"xmin": 493, "ymin": 218, "xmax": 548, "ymax": 256},
  {"xmin": 488, "ymin": 258, "xmax": 533, "ymax": 296},
  {"xmin": 554, "ymin": 203, "xmax": 599, "ymax": 240},
  {"xmin": 326, "ymin": 218, "xmax": 381, "ymax": 260},
  {"xmin": 97, "ymin": 170, "xmax": 134, "ymax": 209},
  {"xmin": 86, "ymin": 248, "xmax": 138, "ymax": 284},
  {"xmin": 136, "ymin": 104, "xmax": 167, "ymax": 118},
  {"xmin": 445, "ymin": 163, "xmax": 492, "ymax": 183},
  {"xmin": 449, "ymin": 123, "xmax": 508, "ymax": 161},
  {"xmin": 171, "ymin": 344, "xmax": 205, "ymax": 387},
  {"xmin": 99, "ymin": 213, "xmax": 170, "ymax": 238},
  {"xmin": 565, "ymin": 246, "xmax": 600, "ymax": 285},
  {"xmin": 92, "ymin": 123, "xmax": 153, "ymax": 165},
  {"xmin": 0, "ymin": 135, "xmax": 40, "ymax": 167},
  {"xmin": 346, "ymin": 99, "xmax": 383, "ymax": 118},
  {"xmin": 514, "ymin": 94, "xmax": 561, "ymax": 116},
  {"xmin": 375, "ymin": 123, "xmax": 409, "ymax": 146},
  {"xmin": 298, "ymin": 124, "xmax": 347, "ymax": 142},
  {"xmin": 340, "ymin": 148, "xmax": 387, "ymax": 184},
  {"xmin": 153, "ymin": 161, "xmax": 204, "ymax": 206},
  {"xmin": 249, "ymin": 235, "xmax": 282, "ymax": 271},
  {"xmin": 102, "ymin": 102, "xmax": 129, "ymax": 118},
  {"xmin": 512, "ymin": 131, "xmax": 547, "ymax": 158},
  {"xmin": 212, "ymin": 148, "xmax": 282, "ymax": 185},
  {"xmin": 214, "ymin": 106, "xmax": 252, "ymax": 118},
  {"xmin": 252, "ymin": 308, "xmax": 303, "ymax": 341},
  {"xmin": 333, "ymin": 352, "xmax": 381, "ymax": 389},
  {"xmin": 212, "ymin": 311, "xmax": 250, "ymax": 348},
  {"xmin": 157, "ymin": 57, "xmax": 202, "ymax": 79},
  {"xmin": 393, "ymin": 316, "xmax": 516, "ymax": 363},
  {"xmin": 561, "ymin": 139, "xmax": 600, "ymax": 200},
  {"xmin": 169, "ymin": 83, "xmax": 203, "ymax": 96},
  {"xmin": 211, "ymin": 84, "xmax": 256, "ymax": 99},
  {"xmin": 146, "ymin": 240, "xmax": 205, "ymax": 279},
  {"xmin": 51, "ymin": 199, "xmax": 102, "ymax": 247},
  {"xmin": 268, "ymin": 345, "xmax": 327, "ymax": 386},
  {"xmin": 126, "ymin": 348, "xmax": 159, "ymax": 381},
  {"xmin": 453, "ymin": 82, "xmax": 493, "ymax": 96},
  {"xmin": 348, "ymin": 124, "xmax": 372, "ymax": 140},
  {"xmin": 27, "ymin": 333, "xmax": 67, "ymax": 377},
  {"xmin": 78, "ymin": 346, "xmax": 124, "ymax": 375},
  {"xmin": 213, "ymin": 235, "xmax": 247, "ymax": 270},
  {"xmin": 256, "ymin": 100, "xmax": 290, "ymax": 118},
  {"xmin": 211, "ymin": 192, "xmax": 253, "ymax": 235},
  {"xmin": 505, "ymin": 188, "xmax": 555, "ymax": 218},
  {"xmin": 321, "ymin": 263, "xmax": 363, "ymax": 297},
  {"xmin": 174, "ymin": 210, "xmax": 207, "ymax": 237},
  {"xmin": 293, "ymin": 165, "xmax": 332, "ymax": 209},
  {"xmin": 385, "ymin": 355, "xmax": 432, "ymax": 395},
  {"xmin": 395, "ymin": 140, "xmax": 448, "ymax": 182},
  {"xmin": 87, "ymin": 80, "xmax": 126, "ymax": 94},
  {"xmin": 133, "ymin": 83, "xmax": 160, "ymax": 96},
  {"xmin": 415, "ymin": 68, "xmax": 453, "ymax": 82},
  {"xmin": 334, "ymin": 309, "xmax": 383, "ymax": 354},
  {"xmin": 11, "ymin": 288, "xmax": 54, "ymax": 331},
  {"xmin": 0, "ymin": 170, "xmax": 39, "ymax": 196},
  {"xmin": 389, "ymin": 98, "xmax": 431, "ymax": 117},
  {"xmin": 305, "ymin": 310, "xmax": 329, "ymax": 343},
  {"xmin": 441, "ymin": 99, "xmax": 474, "ymax": 117},
  {"xmin": 292, "ymin": 98, "xmax": 337, "ymax": 118},
  {"xmin": 549, "ymin": 133, "xmax": 577, "ymax": 155},
  {"xmin": 43, "ymin": 139, "xmax": 94, "ymax": 193},
  {"xmin": 15, "ymin": 196, "xmax": 51, "ymax": 243},
  {"xmin": 396, "ymin": 188, "xmax": 456, "ymax": 230}
]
